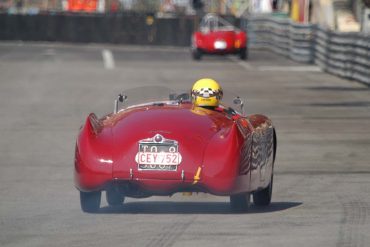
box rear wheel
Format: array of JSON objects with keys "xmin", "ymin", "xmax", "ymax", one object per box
[
  {"xmin": 106, "ymin": 189, "xmax": 125, "ymax": 206},
  {"xmin": 80, "ymin": 191, "xmax": 101, "ymax": 213},
  {"xmin": 230, "ymin": 193, "xmax": 251, "ymax": 212},
  {"xmin": 192, "ymin": 48, "xmax": 202, "ymax": 60},
  {"xmin": 253, "ymin": 175, "xmax": 273, "ymax": 206},
  {"xmin": 239, "ymin": 47, "xmax": 248, "ymax": 60}
]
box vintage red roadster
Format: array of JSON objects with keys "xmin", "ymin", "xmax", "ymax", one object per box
[
  {"xmin": 191, "ymin": 14, "xmax": 248, "ymax": 60},
  {"xmin": 75, "ymin": 84, "xmax": 276, "ymax": 213}
]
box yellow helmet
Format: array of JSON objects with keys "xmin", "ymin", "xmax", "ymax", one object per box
[{"xmin": 191, "ymin": 78, "xmax": 223, "ymax": 107}]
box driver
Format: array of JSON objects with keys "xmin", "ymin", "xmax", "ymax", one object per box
[
  {"xmin": 191, "ymin": 78, "xmax": 240, "ymax": 118},
  {"xmin": 191, "ymin": 78, "xmax": 223, "ymax": 110}
]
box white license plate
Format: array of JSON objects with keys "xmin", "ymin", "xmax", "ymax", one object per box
[
  {"xmin": 135, "ymin": 135, "xmax": 182, "ymax": 171},
  {"xmin": 214, "ymin": 41, "xmax": 227, "ymax": 49}
]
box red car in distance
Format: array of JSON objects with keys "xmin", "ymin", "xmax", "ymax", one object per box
[
  {"xmin": 74, "ymin": 86, "xmax": 276, "ymax": 213},
  {"xmin": 191, "ymin": 14, "xmax": 248, "ymax": 60}
]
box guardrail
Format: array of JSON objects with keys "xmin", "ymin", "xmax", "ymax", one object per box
[
  {"xmin": 245, "ymin": 15, "xmax": 315, "ymax": 63},
  {"xmin": 315, "ymin": 28, "xmax": 370, "ymax": 85},
  {"xmin": 245, "ymin": 15, "xmax": 370, "ymax": 86}
]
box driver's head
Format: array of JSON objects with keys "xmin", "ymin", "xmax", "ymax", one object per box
[{"xmin": 191, "ymin": 78, "xmax": 223, "ymax": 108}]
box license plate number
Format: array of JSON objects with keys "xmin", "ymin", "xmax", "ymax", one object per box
[
  {"xmin": 135, "ymin": 142, "xmax": 182, "ymax": 171},
  {"xmin": 136, "ymin": 152, "xmax": 180, "ymax": 165}
]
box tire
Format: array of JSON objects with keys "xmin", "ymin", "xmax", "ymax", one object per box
[
  {"xmin": 253, "ymin": 175, "xmax": 273, "ymax": 206},
  {"xmin": 230, "ymin": 193, "xmax": 251, "ymax": 212},
  {"xmin": 239, "ymin": 47, "xmax": 248, "ymax": 60},
  {"xmin": 106, "ymin": 189, "xmax": 124, "ymax": 206},
  {"xmin": 192, "ymin": 48, "xmax": 202, "ymax": 60},
  {"xmin": 80, "ymin": 191, "xmax": 101, "ymax": 213}
]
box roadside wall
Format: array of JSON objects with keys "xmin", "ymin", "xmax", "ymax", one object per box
[
  {"xmin": 246, "ymin": 15, "xmax": 370, "ymax": 86},
  {"xmin": 0, "ymin": 13, "xmax": 194, "ymax": 46}
]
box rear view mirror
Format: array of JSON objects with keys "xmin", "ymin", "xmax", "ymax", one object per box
[
  {"xmin": 114, "ymin": 93, "xmax": 128, "ymax": 114},
  {"xmin": 118, "ymin": 94, "xmax": 127, "ymax": 103},
  {"xmin": 233, "ymin": 97, "xmax": 242, "ymax": 105},
  {"xmin": 233, "ymin": 96, "xmax": 245, "ymax": 116}
]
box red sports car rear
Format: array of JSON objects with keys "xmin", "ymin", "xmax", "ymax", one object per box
[
  {"xmin": 74, "ymin": 87, "xmax": 276, "ymax": 213},
  {"xmin": 191, "ymin": 14, "xmax": 248, "ymax": 60}
]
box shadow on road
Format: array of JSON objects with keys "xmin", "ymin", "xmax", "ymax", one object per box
[{"xmin": 96, "ymin": 201, "xmax": 302, "ymax": 214}]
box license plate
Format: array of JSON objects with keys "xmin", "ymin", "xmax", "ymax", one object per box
[
  {"xmin": 135, "ymin": 135, "xmax": 182, "ymax": 171},
  {"xmin": 214, "ymin": 40, "xmax": 227, "ymax": 49},
  {"xmin": 136, "ymin": 151, "xmax": 181, "ymax": 165}
]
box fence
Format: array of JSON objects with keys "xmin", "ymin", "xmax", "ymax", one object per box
[
  {"xmin": 314, "ymin": 28, "xmax": 370, "ymax": 85},
  {"xmin": 0, "ymin": 13, "xmax": 194, "ymax": 46},
  {"xmin": 244, "ymin": 15, "xmax": 315, "ymax": 63},
  {"xmin": 245, "ymin": 15, "xmax": 370, "ymax": 86}
]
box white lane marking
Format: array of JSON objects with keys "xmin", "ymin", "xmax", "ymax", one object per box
[
  {"xmin": 229, "ymin": 57, "xmax": 253, "ymax": 70},
  {"xmin": 258, "ymin": 66, "xmax": 322, "ymax": 72},
  {"xmin": 102, "ymin": 49, "xmax": 115, "ymax": 70}
]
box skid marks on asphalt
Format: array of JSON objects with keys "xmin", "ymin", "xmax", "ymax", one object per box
[
  {"xmin": 145, "ymin": 216, "xmax": 196, "ymax": 247},
  {"xmin": 337, "ymin": 195, "xmax": 370, "ymax": 247}
]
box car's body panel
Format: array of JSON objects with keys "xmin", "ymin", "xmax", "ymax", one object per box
[
  {"xmin": 75, "ymin": 101, "xmax": 275, "ymax": 198},
  {"xmin": 74, "ymin": 114, "xmax": 113, "ymax": 192},
  {"xmin": 110, "ymin": 105, "xmax": 220, "ymax": 182},
  {"xmin": 193, "ymin": 30, "xmax": 247, "ymax": 54}
]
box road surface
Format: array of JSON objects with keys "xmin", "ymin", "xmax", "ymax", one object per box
[{"xmin": 0, "ymin": 42, "xmax": 369, "ymax": 247}]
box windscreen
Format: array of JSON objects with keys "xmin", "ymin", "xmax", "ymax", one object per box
[{"xmin": 116, "ymin": 85, "xmax": 246, "ymax": 116}]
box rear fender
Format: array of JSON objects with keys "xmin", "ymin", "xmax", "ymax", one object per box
[
  {"xmin": 235, "ymin": 31, "xmax": 247, "ymax": 49},
  {"xmin": 201, "ymin": 124, "xmax": 243, "ymax": 194},
  {"xmin": 75, "ymin": 114, "xmax": 113, "ymax": 191},
  {"xmin": 192, "ymin": 32, "xmax": 204, "ymax": 49}
]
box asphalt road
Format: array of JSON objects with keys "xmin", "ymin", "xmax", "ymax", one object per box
[{"xmin": 1, "ymin": 42, "xmax": 370, "ymax": 247}]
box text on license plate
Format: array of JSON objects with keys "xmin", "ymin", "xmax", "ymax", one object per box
[{"xmin": 135, "ymin": 152, "xmax": 182, "ymax": 165}]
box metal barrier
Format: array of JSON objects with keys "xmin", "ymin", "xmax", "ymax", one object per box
[
  {"xmin": 245, "ymin": 15, "xmax": 370, "ymax": 86},
  {"xmin": 0, "ymin": 13, "xmax": 194, "ymax": 46},
  {"xmin": 245, "ymin": 15, "xmax": 315, "ymax": 63},
  {"xmin": 315, "ymin": 27, "xmax": 370, "ymax": 85}
]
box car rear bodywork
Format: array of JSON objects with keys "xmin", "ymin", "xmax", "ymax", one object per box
[
  {"xmin": 75, "ymin": 100, "xmax": 276, "ymax": 212},
  {"xmin": 191, "ymin": 14, "xmax": 248, "ymax": 60}
]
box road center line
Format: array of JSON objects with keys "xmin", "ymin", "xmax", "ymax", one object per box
[{"xmin": 102, "ymin": 49, "xmax": 115, "ymax": 70}]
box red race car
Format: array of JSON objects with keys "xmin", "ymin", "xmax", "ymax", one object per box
[
  {"xmin": 74, "ymin": 85, "xmax": 276, "ymax": 213},
  {"xmin": 191, "ymin": 14, "xmax": 248, "ymax": 60}
]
